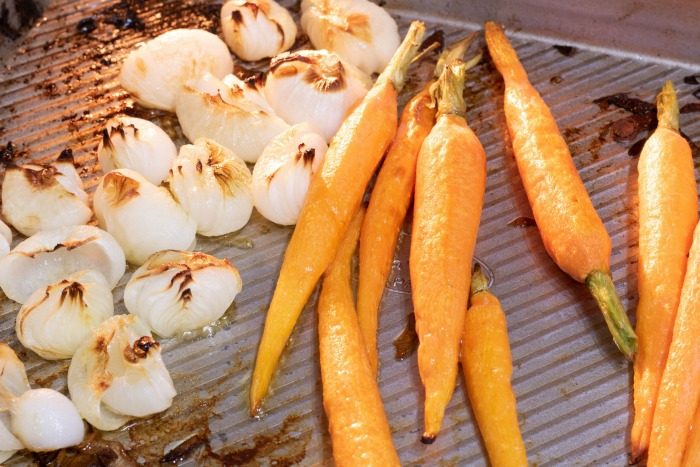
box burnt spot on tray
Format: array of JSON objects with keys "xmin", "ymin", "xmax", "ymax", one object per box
[
  {"xmin": 393, "ymin": 313, "xmax": 418, "ymax": 360},
  {"xmin": 681, "ymin": 103, "xmax": 700, "ymax": 114},
  {"xmin": 419, "ymin": 29, "xmax": 445, "ymax": 54},
  {"xmin": 595, "ymin": 91, "xmax": 700, "ymax": 157},
  {"xmin": 0, "ymin": 141, "xmax": 28, "ymax": 166},
  {"xmin": 550, "ymin": 75, "xmax": 563, "ymax": 85},
  {"xmin": 76, "ymin": 17, "xmax": 98, "ymax": 35},
  {"xmin": 0, "ymin": 0, "xmax": 43, "ymax": 40},
  {"xmin": 35, "ymin": 431, "xmax": 138, "ymax": 466},
  {"xmin": 553, "ymin": 45, "xmax": 577, "ymax": 57},
  {"xmin": 683, "ymin": 74, "xmax": 700, "ymax": 85},
  {"xmin": 593, "ymin": 93, "xmax": 658, "ymax": 157},
  {"xmin": 508, "ymin": 216, "xmax": 537, "ymax": 228}
]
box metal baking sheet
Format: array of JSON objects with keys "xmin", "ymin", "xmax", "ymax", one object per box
[{"xmin": 1, "ymin": 0, "xmax": 699, "ymax": 465}]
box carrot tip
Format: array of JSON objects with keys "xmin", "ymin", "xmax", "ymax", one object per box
[{"xmin": 421, "ymin": 435, "xmax": 436, "ymax": 445}]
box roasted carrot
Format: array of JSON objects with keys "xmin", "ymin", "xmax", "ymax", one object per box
[
  {"xmin": 682, "ymin": 404, "xmax": 700, "ymax": 467},
  {"xmin": 648, "ymin": 220, "xmax": 700, "ymax": 467},
  {"xmin": 411, "ymin": 61, "xmax": 487, "ymax": 442},
  {"xmin": 356, "ymin": 37, "xmax": 477, "ymax": 376},
  {"xmin": 356, "ymin": 85, "xmax": 434, "ymax": 376},
  {"xmin": 319, "ymin": 207, "xmax": 400, "ymax": 467},
  {"xmin": 630, "ymin": 81, "xmax": 698, "ymax": 460},
  {"xmin": 462, "ymin": 265, "xmax": 527, "ymax": 467},
  {"xmin": 484, "ymin": 21, "xmax": 637, "ymax": 358},
  {"xmin": 249, "ymin": 22, "xmax": 426, "ymax": 413}
]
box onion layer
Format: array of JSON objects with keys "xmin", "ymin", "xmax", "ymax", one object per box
[
  {"xmin": 221, "ymin": 0, "xmax": 297, "ymax": 61},
  {"xmin": 125, "ymin": 250, "xmax": 243, "ymax": 337},
  {"xmin": 67, "ymin": 315, "xmax": 176, "ymax": 431},
  {"xmin": 119, "ymin": 29, "xmax": 233, "ymax": 112},
  {"xmin": 93, "ymin": 169, "xmax": 197, "ymax": 265}
]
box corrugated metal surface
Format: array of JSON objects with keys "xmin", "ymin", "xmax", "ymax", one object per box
[{"xmin": 1, "ymin": 0, "xmax": 699, "ymax": 465}]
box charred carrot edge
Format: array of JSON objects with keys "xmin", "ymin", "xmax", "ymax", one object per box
[
  {"xmin": 630, "ymin": 81, "xmax": 698, "ymax": 460},
  {"xmin": 483, "ymin": 21, "xmax": 636, "ymax": 359},
  {"xmin": 319, "ymin": 207, "xmax": 400, "ymax": 467},
  {"xmin": 249, "ymin": 22, "xmax": 427, "ymax": 414},
  {"xmin": 356, "ymin": 37, "xmax": 474, "ymax": 376},
  {"xmin": 461, "ymin": 265, "xmax": 528, "ymax": 467},
  {"xmin": 648, "ymin": 220, "xmax": 700, "ymax": 467},
  {"xmin": 411, "ymin": 61, "xmax": 487, "ymax": 442}
]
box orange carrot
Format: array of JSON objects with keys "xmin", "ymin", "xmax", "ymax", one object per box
[
  {"xmin": 411, "ymin": 61, "xmax": 487, "ymax": 442},
  {"xmin": 249, "ymin": 22, "xmax": 427, "ymax": 413},
  {"xmin": 682, "ymin": 403, "xmax": 700, "ymax": 467},
  {"xmin": 630, "ymin": 81, "xmax": 698, "ymax": 460},
  {"xmin": 356, "ymin": 84, "xmax": 434, "ymax": 375},
  {"xmin": 319, "ymin": 207, "xmax": 400, "ymax": 467},
  {"xmin": 484, "ymin": 21, "xmax": 636, "ymax": 358},
  {"xmin": 648, "ymin": 220, "xmax": 700, "ymax": 467},
  {"xmin": 357, "ymin": 37, "xmax": 475, "ymax": 376},
  {"xmin": 462, "ymin": 265, "xmax": 527, "ymax": 467}
]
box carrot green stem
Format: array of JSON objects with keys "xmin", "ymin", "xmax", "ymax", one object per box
[
  {"xmin": 656, "ymin": 80, "xmax": 679, "ymax": 132},
  {"xmin": 470, "ymin": 263, "xmax": 489, "ymax": 297},
  {"xmin": 377, "ymin": 21, "xmax": 426, "ymax": 92},
  {"xmin": 436, "ymin": 61, "xmax": 467, "ymax": 119},
  {"xmin": 585, "ymin": 270, "xmax": 637, "ymax": 359},
  {"xmin": 435, "ymin": 33, "xmax": 476, "ymax": 78}
]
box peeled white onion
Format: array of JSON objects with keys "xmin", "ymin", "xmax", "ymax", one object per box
[
  {"xmin": 252, "ymin": 123, "xmax": 327, "ymax": 225},
  {"xmin": 16, "ymin": 270, "xmax": 114, "ymax": 360},
  {"xmin": 0, "ymin": 220, "xmax": 11, "ymax": 260},
  {"xmin": 0, "ymin": 344, "xmax": 28, "ymax": 463},
  {"xmin": 93, "ymin": 169, "xmax": 197, "ymax": 265},
  {"xmin": 67, "ymin": 314, "xmax": 176, "ymax": 431},
  {"xmin": 175, "ymin": 73, "xmax": 289, "ymax": 162},
  {"xmin": 168, "ymin": 138, "xmax": 253, "ymax": 236},
  {"xmin": 0, "ymin": 225, "xmax": 126, "ymax": 304},
  {"xmin": 119, "ymin": 29, "xmax": 234, "ymax": 112},
  {"xmin": 265, "ymin": 49, "xmax": 371, "ymax": 141},
  {"xmin": 221, "ymin": 0, "xmax": 297, "ymax": 61},
  {"xmin": 10, "ymin": 388, "xmax": 84, "ymax": 452},
  {"xmin": 125, "ymin": 250, "xmax": 243, "ymax": 337},
  {"xmin": 1, "ymin": 151, "xmax": 92, "ymax": 237},
  {"xmin": 0, "ymin": 413, "xmax": 22, "ymax": 464},
  {"xmin": 300, "ymin": 0, "xmax": 400, "ymax": 75},
  {"xmin": 0, "ymin": 344, "xmax": 30, "ymax": 398},
  {"xmin": 97, "ymin": 116, "xmax": 177, "ymax": 185}
]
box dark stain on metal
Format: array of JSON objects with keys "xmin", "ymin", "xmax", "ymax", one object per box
[
  {"xmin": 394, "ymin": 313, "xmax": 418, "ymax": 361},
  {"xmin": 681, "ymin": 103, "xmax": 700, "ymax": 114},
  {"xmin": 419, "ymin": 29, "xmax": 445, "ymax": 53},
  {"xmin": 0, "ymin": 141, "xmax": 28, "ymax": 165},
  {"xmin": 683, "ymin": 74, "xmax": 700, "ymax": 85},
  {"xmin": 508, "ymin": 216, "xmax": 537, "ymax": 228},
  {"xmin": 550, "ymin": 75, "xmax": 563, "ymax": 84},
  {"xmin": 76, "ymin": 17, "xmax": 98, "ymax": 35},
  {"xmin": 35, "ymin": 431, "xmax": 138, "ymax": 466},
  {"xmin": 553, "ymin": 45, "xmax": 577, "ymax": 57},
  {"xmin": 0, "ymin": 0, "xmax": 42, "ymax": 40}
]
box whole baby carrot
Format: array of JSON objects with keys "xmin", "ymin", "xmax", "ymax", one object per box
[
  {"xmin": 357, "ymin": 37, "xmax": 476, "ymax": 376},
  {"xmin": 630, "ymin": 81, "xmax": 698, "ymax": 460},
  {"xmin": 319, "ymin": 207, "xmax": 400, "ymax": 467},
  {"xmin": 648, "ymin": 220, "xmax": 700, "ymax": 467},
  {"xmin": 462, "ymin": 265, "xmax": 527, "ymax": 467},
  {"xmin": 356, "ymin": 85, "xmax": 434, "ymax": 376},
  {"xmin": 410, "ymin": 61, "xmax": 487, "ymax": 442},
  {"xmin": 484, "ymin": 21, "xmax": 636, "ymax": 358},
  {"xmin": 249, "ymin": 22, "xmax": 426, "ymax": 413}
]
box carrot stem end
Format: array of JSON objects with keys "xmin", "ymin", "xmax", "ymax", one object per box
[{"xmin": 585, "ymin": 270, "xmax": 637, "ymax": 359}]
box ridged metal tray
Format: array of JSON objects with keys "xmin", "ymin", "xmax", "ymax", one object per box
[{"xmin": 0, "ymin": 0, "xmax": 699, "ymax": 465}]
